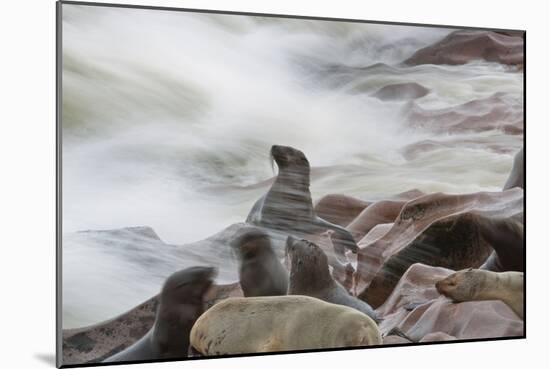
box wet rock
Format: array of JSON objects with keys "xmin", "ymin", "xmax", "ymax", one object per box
[{"xmin": 404, "ymin": 30, "xmax": 524, "ymax": 66}]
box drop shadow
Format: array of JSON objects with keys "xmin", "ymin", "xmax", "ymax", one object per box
[{"xmin": 34, "ymin": 353, "xmax": 56, "ymax": 366}]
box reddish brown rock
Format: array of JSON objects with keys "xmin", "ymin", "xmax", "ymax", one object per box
[
  {"xmin": 376, "ymin": 263, "xmax": 452, "ymax": 319},
  {"xmin": 400, "ymin": 299, "xmax": 523, "ymax": 341},
  {"xmin": 357, "ymin": 189, "xmax": 523, "ymax": 308},
  {"xmin": 347, "ymin": 200, "xmax": 408, "ymax": 241},
  {"xmin": 314, "ymin": 194, "xmax": 371, "ymax": 227},
  {"xmin": 314, "ymin": 190, "xmax": 425, "ymax": 230},
  {"xmin": 354, "ymin": 223, "xmax": 394, "ymax": 294},
  {"xmin": 404, "ymin": 30, "xmax": 524, "ymax": 66}
]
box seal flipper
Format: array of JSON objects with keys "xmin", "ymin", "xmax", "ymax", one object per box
[
  {"xmin": 385, "ymin": 327, "xmax": 414, "ymax": 342},
  {"xmin": 187, "ymin": 345, "xmax": 202, "ymax": 358},
  {"xmin": 503, "ymin": 148, "xmax": 523, "ymax": 190},
  {"xmin": 246, "ymin": 195, "xmax": 266, "ymax": 224}
]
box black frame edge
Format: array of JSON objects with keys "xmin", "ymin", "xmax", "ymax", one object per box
[
  {"xmin": 60, "ymin": 336, "xmax": 526, "ymax": 368},
  {"xmin": 58, "ymin": 0, "xmax": 526, "ymax": 33},
  {"xmin": 522, "ymin": 30, "xmax": 526, "ymax": 338},
  {"xmin": 56, "ymin": 1, "xmax": 63, "ymax": 367}
]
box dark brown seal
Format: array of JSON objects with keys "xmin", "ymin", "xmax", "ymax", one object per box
[
  {"xmin": 478, "ymin": 215, "xmax": 524, "ymax": 272},
  {"xmin": 286, "ymin": 236, "xmax": 376, "ymax": 320},
  {"xmin": 102, "ymin": 266, "xmax": 216, "ymax": 363},
  {"xmin": 247, "ymin": 145, "xmax": 359, "ymax": 261},
  {"xmin": 359, "ymin": 213, "xmax": 492, "ymax": 309},
  {"xmin": 232, "ymin": 228, "xmax": 288, "ymax": 297},
  {"xmin": 503, "ymin": 148, "xmax": 524, "ymax": 190}
]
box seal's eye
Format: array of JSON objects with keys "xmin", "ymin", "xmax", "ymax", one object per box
[{"xmin": 175, "ymin": 281, "xmax": 190, "ymax": 289}]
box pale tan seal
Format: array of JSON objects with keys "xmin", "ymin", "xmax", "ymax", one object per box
[
  {"xmin": 435, "ymin": 268, "xmax": 524, "ymax": 319},
  {"xmin": 190, "ymin": 295, "xmax": 382, "ymax": 355}
]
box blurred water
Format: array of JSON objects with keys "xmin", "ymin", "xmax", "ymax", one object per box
[{"xmin": 61, "ymin": 5, "xmax": 523, "ymax": 328}]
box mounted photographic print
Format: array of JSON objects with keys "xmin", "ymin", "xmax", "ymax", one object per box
[{"xmin": 56, "ymin": 1, "xmax": 525, "ymax": 367}]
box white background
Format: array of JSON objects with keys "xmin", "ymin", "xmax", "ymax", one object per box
[{"xmin": 0, "ymin": 0, "xmax": 546, "ymax": 368}]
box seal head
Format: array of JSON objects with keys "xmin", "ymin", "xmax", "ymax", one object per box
[
  {"xmin": 160, "ymin": 266, "xmax": 217, "ymax": 305},
  {"xmin": 103, "ymin": 266, "xmax": 217, "ymax": 363},
  {"xmin": 149, "ymin": 266, "xmax": 217, "ymax": 359},
  {"xmin": 435, "ymin": 267, "xmax": 482, "ymax": 301},
  {"xmin": 286, "ymin": 236, "xmax": 377, "ymax": 320},
  {"xmin": 232, "ymin": 229, "xmax": 288, "ymax": 297},
  {"xmin": 286, "ymin": 236, "xmax": 333, "ymax": 292},
  {"xmin": 270, "ymin": 144, "xmax": 310, "ymax": 179}
]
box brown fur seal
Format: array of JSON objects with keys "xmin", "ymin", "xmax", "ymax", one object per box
[
  {"xmin": 232, "ymin": 228, "xmax": 288, "ymax": 297},
  {"xmin": 246, "ymin": 145, "xmax": 359, "ymax": 260},
  {"xmin": 360, "ymin": 212, "xmax": 493, "ymax": 309},
  {"xmin": 103, "ymin": 266, "xmax": 216, "ymax": 362},
  {"xmin": 190, "ymin": 295, "xmax": 382, "ymax": 354},
  {"xmin": 286, "ymin": 236, "xmax": 377, "ymax": 320},
  {"xmin": 436, "ymin": 268, "xmax": 524, "ymax": 319},
  {"xmin": 503, "ymin": 148, "xmax": 524, "ymax": 190},
  {"xmin": 477, "ymin": 215, "xmax": 524, "ymax": 272}
]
